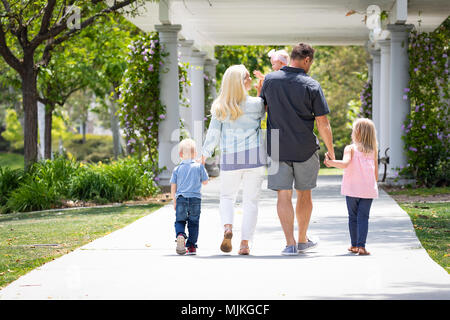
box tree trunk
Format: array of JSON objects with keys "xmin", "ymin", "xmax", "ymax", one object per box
[
  {"xmin": 81, "ymin": 121, "xmax": 86, "ymax": 143},
  {"xmin": 21, "ymin": 58, "xmax": 38, "ymax": 171},
  {"xmin": 44, "ymin": 104, "xmax": 54, "ymax": 159},
  {"xmin": 107, "ymin": 92, "xmax": 121, "ymax": 160}
]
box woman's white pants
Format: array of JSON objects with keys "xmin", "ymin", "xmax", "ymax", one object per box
[{"xmin": 219, "ymin": 166, "xmax": 264, "ymax": 241}]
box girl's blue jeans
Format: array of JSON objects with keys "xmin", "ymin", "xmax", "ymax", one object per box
[
  {"xmin": 175, "ymin": 196, "xmax": 201, "ymax": 248},
  {"xmin": 345, "ymin": 196, "xmax": 373, "ymax": 248}
]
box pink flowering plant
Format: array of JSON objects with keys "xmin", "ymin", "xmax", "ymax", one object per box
[
  {"xmin": 116, "ymin": 32, "xmax": 166, "ymax": 174},
  {"xmin": 179, "ymin": 61, "xmax": 191, "ymax": 108},
  {"xmin": 400, "ymin": 17, "xmax": 449, "ymax": 186},
  {"xmin": 358, "ymin": 80, "xmax": 373, "ymax": 118},
  {"xmin": 203, "ymin": 71, "xmax": 216, "ymax": 129}
]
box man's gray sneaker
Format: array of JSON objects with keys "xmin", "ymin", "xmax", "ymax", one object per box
[
  {"xmin": 298, "ymin": 238, "xmax": 319, "ymax": 253},
  {"xmin": 281, "ymin": 245, "xmax": 298, "ymax": 256}
]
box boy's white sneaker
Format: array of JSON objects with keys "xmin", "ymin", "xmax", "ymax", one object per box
[{"xmin": 176, "ymin": 235, "xmax": 186, "ymax": 255}]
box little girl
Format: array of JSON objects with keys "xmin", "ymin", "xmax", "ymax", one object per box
[{"xmin": 324, "ymin": 118, "xmax": 379, "ymax": 256}]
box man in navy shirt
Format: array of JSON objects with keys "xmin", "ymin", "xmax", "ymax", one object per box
[{"xmin": 260, "ymin": 43, "xmax": 335, "ymax": 255}]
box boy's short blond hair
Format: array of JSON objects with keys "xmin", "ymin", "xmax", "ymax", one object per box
[{"xmin": 178, "ymin": 138, "xmax": 197, "ymax": 159}]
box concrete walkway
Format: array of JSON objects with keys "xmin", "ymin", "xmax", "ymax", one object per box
[{"xmin": 1, "ymin": 175, "xmax": 449, "ymax": 299}]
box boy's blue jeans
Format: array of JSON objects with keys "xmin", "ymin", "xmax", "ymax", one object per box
[
  {"xmin": 175, "ymin": 196, "xmax": 201, "ymax": 248},
  {"xmin": 345, "ymin": 196, "xmax": 373, "ymax": 248}
]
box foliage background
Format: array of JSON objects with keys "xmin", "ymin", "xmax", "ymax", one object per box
[
  {"xmin": 214, "ymin": 45, "xmax": 369, "ymax": 162},
  {"xmin": 399, "ymin": 17, "xmax": 449, "ymax": 187}
]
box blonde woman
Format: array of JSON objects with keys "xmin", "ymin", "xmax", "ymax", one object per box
[{"xmin": 201, "ymin": 64, "xmax": 266, "ymax": 255}]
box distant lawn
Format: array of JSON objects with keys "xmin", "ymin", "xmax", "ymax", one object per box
[
  {"xmin": 0, "ymin": 152, "xmax": 24, "ymax": 170},
  {"xmin": 319, "ymin": 167, "xmax": 343, "ymax": 175},
  {"xmin": 384, "ymin": 186, "xmax": 450, "ymax": 197},
  {"xmin": 0, "ymin": 203, "xmax": 162, "ymax": 288}
]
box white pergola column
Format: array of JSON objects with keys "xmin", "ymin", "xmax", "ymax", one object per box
[
  {"xmin": 204, "ymin": 58, "xmax": 219, "ymax": 102},
  {"xmin": 369, "ymin": 48, "xmax": 381, "ymax": 144},
  {"xmin": 178, "ymin": 39, "xmax": 194, "ymax": 135},
  {"xmin": 189, "ymin": 50, "xmax": 207, "ymax": 152},
  {"xmin": 155, "ymin": 24, "xmax": 182, "ymax": 186},
  {"xmin": 37, "ymin": 101, "xmax": 46, "ymax": 160},
  {"xmin": 387, "ymin": 24, "xmax": 414, "ymax": 177},
  {"xmin": 378, "ymin": 39, "xmax": 391, "ymax": 166}
]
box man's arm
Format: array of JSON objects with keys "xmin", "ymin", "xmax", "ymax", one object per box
[{"xmin": 316, "ymin": 115, "xmax": 335, "ymax": 160}]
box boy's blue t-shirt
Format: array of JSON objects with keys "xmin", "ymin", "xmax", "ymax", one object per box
[{"xmin": 170, "ymin": 160, "xmax": 209, "ymax": 199}]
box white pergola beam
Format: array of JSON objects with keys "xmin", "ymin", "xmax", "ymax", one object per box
[
  {"xmin": 159, "ymin": 0, "xmax": 171, "ymax": 24},
  {"xmin": 391, "ymin": 0, "xmax": 408, "ymax": 24}
]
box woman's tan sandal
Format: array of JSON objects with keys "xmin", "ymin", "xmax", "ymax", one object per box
[
  {"xmin": 358, "ymin": 247, "xmax": 371, "ymax": 255},
  {"xmin": 220, "ymin": 229, "xmax": 233, "ymax": 253},
  {"xmin": 348, "ymin": 246, "xmax": 358, "ymax": 253},
  {"xmin": 238, "ymin": 245, "xmax": 250, "ymax": 255}
]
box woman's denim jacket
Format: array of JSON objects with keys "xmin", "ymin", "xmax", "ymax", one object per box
[{"xmin": 202, "ymin": 96, "xmax": 265, "ymax": 158}]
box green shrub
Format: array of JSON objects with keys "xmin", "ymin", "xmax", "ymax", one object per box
[
  {"xmin": 26, "ymin": 155, "xmax": 80, "ymax": 197},
  {"xmin": 68, "ymin": 166, "xmax": 121, "ymax": 203},
  {"xmin": 1, "ymin": 109, "xmax": 23, "ymax": 152},
  {"xmin": 63, "ymin": 134, "xmax": 115, "ymax": 163},
  {"xmin": 0, "ymin": 166, "xmax": 24, "ymax": 209},
  {"xmin": 6, "ymin": 179, "xmax": 60, "ymax": 213},
  {"xmin": 1, "ymin": 155, "xmax": 161, "ymax": 213},
  {"xmin": 101, "ymin": 156, "xmax": 160, "ymax": 200}
]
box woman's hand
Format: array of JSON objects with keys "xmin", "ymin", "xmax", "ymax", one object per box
[{"xmin": 255, "ymin": 79, "xmax": 263, "ymax": 96}]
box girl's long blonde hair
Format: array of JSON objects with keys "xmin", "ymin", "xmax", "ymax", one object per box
[
  {"xmin": 211, "ymin": 64, "xmax": 248, "ymax": 121},
  {"xmin": 352, "ymin": 118, "xmax": 378, "ymax": 154}
]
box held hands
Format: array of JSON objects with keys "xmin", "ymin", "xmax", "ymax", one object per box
[
  {"xmin": 196, "ymin": 155, "xmax": 206, "ymax": 165},
  {"xmin": 324, "ymin": 152, "xmax": 335, "ymax": 167}
]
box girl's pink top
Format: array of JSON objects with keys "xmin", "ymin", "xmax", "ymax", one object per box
[{"xmin": 341, "ymin": 144, "xmax": 378, "ymax": 199}]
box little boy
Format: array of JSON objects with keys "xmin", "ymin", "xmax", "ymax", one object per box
[{"xmin": 170, "ymin": 138, "xmax": 209, "ymax": 255}]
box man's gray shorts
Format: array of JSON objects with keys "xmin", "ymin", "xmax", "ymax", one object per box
[{"xmin": 267, "ymin": 151, "xmax": 320, "ymax": 191}]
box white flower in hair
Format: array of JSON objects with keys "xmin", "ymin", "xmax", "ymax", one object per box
[{"xmin": 267, "ymin": 49, "xmax": 276, "ymax": 58}]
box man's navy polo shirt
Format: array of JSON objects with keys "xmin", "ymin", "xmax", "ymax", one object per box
[{"xmin": 260, "ymin": 66, "xmax": 330, "ymax": 162}]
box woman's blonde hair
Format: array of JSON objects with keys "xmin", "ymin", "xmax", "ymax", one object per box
[
  {"xmin": 211, "ymin": 64, "xmax": 248, "ymax": 121},
  {"xmin": 352, "ymin": 118, "xmax": 378, "ymax": 154}
]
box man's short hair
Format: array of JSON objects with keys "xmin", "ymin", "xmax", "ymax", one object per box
[{"xmin": 290, "ymin": 43, "xmax": 315, "ymax": 61}]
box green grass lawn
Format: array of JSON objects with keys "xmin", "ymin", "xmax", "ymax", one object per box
[
  {"xmin": 0, "ymin": 203, "xmax": 162, "ymax": 288},
  {"xmin": 385, "ymin": 186, "xmax": 450, "ymax": 196},
  {"xmin": 398, "ymin": 202, "xmax": 449, "ymax": 273},
  {"xmin": 319, "ymin": 167, "xmax": 343, "ymax": 175},
  {"xmin": 385, "ymin": 186, "xmax": 449, "ymax": 273},
  {"xmin": 0, "ymin": 152, "xmax": 24, "ymax": 170}
]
